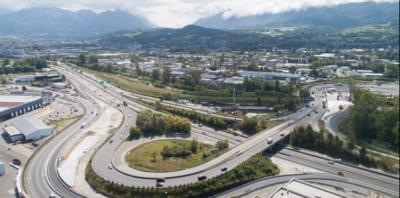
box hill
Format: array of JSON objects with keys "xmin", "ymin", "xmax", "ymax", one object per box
[
  {"xmin": 194, "ymin": 2, "xmax": 399, "ymax": 30},
  {"xmin": 0, "ymin": 7, "xmax": 154, "ymax": 37}
]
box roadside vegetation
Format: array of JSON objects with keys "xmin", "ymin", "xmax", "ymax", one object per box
[
  {"xmin": 129, "ymin": 110, "xmax": 191, "ymax": 139},
  {"xmin": 0, "ymin": 57, "xmax": 48, "ymax": 74},
  {"xmin": 339, "ymin": 87, "xmax": 399, "ymax": 153},
  {"xmin": 290, "ymin": 125, "xmax": 399, "ymax": 174},
  {"xmin": 239, "ymin": 117, "xmax": 281, "ymax": 135},
  {"xmin": 86, "ymin": 155, "xmax": 278, "ymax": 198},
  {"xmin": 125, "ymin": 139, "xmax": 228, "ymax": 172}
]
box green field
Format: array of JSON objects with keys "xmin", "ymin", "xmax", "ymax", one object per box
[{"xmin": 125, "ymin": 139, "xmax": 224, "ymax": 172}]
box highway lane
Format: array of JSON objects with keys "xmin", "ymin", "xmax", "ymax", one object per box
[
  {"xmin": 275, "ymin": 148, "xmax": 399, "ymax": 194},
  {"xmin": 25, "ymin": 95, "xmax": 99, "ymax": 198},
  {"xmin": 24, "ymin": 68, "xmax": 111, "ymax": 198},
  {"xmin": 217, "ymin": 147, "xmax": 399, "ymax": 198}
]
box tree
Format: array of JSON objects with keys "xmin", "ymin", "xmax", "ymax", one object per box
[
  {"xmin": 77, "ymin": 54, "xmax": 86, "ymax": 66},
  {"xmin": 151, "ymin": 69, "xmax": 161, "ymax": 81},
  {"xmin": 129, "ymin": 127, "xmax": 142, "ymax": 140},
  {"xmin": 191, "ymin": 139, "xmax": 198, "ymax": 153},
  {"xmin": 289, "ymin": 66, "xmax": 296, "ymax": 74},
  {"xmin": 3, "ymin": 58, "xmax": 10, "ymax": 66},
  {"xmin": 216, "ymin": 140, "xmax": 229, "ymax": 151},
  {"xmin": 162, "ymin": 66, "xmax": 172, "ymax": 84},
  {"xmin": 239, "ymin": 117, "xmax": 259, "ymax": 135},
  {"xmin": 135, "ymin": 64, "xmax": 142, "ymax": 76}
]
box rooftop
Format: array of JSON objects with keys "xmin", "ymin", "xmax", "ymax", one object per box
[
  {"xmin": 0, "ymin": 95, "xmax": 42, "ymax": 112},
  {"xmin": 12, "ymin": 117, "xmax": 51, "ymax": 137}
]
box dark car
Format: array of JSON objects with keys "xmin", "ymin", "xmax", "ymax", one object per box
[
  {"xmin": 337, "ymin": 171, "xmax": 344, "ymax": 176},
  {"xmin": 156, "ymin": 178, "xmax": 166, "ymax": 183},
  {"xmin": 221, "ymin": 167, "xmax": 228, "ymax": 172},
  {"xmin": 198, "ymin": 175, "xmax": 207, "ymax": 181},
  {"xmin": 12, "ymin": 159, "xmax": 21, "ymax": 166}
]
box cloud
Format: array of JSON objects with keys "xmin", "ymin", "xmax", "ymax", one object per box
[{"xmin": 0, "ymin": 0, "xmax": 398, "ymax": 27}]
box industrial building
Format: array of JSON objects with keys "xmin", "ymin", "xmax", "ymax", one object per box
[
  {"xmin": 270, "ymin": 178, "xmax": 345, "ymax": 198},
  {"xmin": 3, "ymin": 117, "xmax": 52, "ymax": 142},
  {"xmin": 0, "ymin": 95, "xmax": 43, "ymax": 122},
  {"xmin": 237, "ymin": 70, "xmax": 300, "ymax": 81}
]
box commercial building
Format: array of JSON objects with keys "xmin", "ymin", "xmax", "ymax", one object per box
[
  {"xmin": 0, "ymin": 95, "xmax": 43, "ymax": 122},
  {"xmin": 3, "ymin": 117, "xmax": 52, "ymax": 142},
  {"xmin": 270, "ymin": 178, "xmax": 345, "ymax": 198}
]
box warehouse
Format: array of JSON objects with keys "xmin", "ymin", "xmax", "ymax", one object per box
[
  {"xmin": 3, "ymin": 117, "xmax": 52, "ymax": 142},
  {"xmin": 0, "ymin": 95, "xmax": 43, "ymax": 122}
]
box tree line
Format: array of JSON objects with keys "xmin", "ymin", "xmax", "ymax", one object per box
[
  {"xmin": 129, "ymin": 110, "xmax": 192, "ymax": 139},
  {"xmin": 0, "ymin": 57, "xmax": 48, "ymax": 74},
  {"xmin": 290, "ymin": 125, "xmax": 398, "ymax": 173},
  {"xmin": 339, "ymin": 87, "xmax": 399, "ymax": 152}
]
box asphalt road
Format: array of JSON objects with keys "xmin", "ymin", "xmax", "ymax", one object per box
[
  {"xmin": 24, "ymin": 66, "xmax": 400, "ymax": 198},
  {"xmin": 24, "ymin": 74, "xmax": 103, "ymax": 198}
]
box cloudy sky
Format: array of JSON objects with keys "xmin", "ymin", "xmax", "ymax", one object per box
[{"xmin": 0, "ymin": 0, "xmax": 397, "ymax": 27}]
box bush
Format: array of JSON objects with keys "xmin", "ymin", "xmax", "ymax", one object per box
[{"xmin": 128, "ymin": 127, "xmax": 142, "ymax": 140}]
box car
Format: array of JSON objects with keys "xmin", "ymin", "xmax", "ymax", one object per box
[
  {"xmin": 49, "ymin": 193, "xmax": 57, "ymax": 198},
  {"xmin": 267, "ymin": 138, "xmax": 273, "ymax": 144},
  {"xmin": 156, "ymin": 178, "xmax": 166, "ymax": 182},
  {"xmin": 221, "ymin": 167, "xmax": 228, "ymax": 172},
  {"xmin": 328, "ymin": 160, "xmax": 334, "ymax": 165},
  {"xmin": 32, "ymin": 142, "xmax": 39, "ymax": 147},
  {"xmin": 109, "ymin": 139, "xmax": 114, "ymax": 143},
  {"xmin": 107, "ymin": 164, "xmax": 113, "ymax": 169},
  {"xmin": 198, "ymin": 175, "xmax": 207, "ymax": 181},
  {"xmin": 337, "ymin": 171, "xmax": 344, "ymax": 176},
  {"xmin": 307, "ymin": 113, "xmax": 311, "ymax": 116},
  {"xmin": 280, "ymin": 133, "xmax": 285, "ymax": 137},
  {"xmin": 198, "ymin": 124, "xmax": 203, "ymax": 127},
  {"xmin": 156, "ymin": 182, "xmax": 164, "ymax": 187},
  {"xmin": 12, "ymin": 159, "xmax": 21, "ymax": 166},
  {"xmin": 334, "ymin": 158, "xmax": 342, "ymax": 162}
]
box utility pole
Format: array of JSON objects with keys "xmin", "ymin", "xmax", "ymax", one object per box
[{"xmin": 232, "ymin": 88, "xmax": 236, "ymax": 107}]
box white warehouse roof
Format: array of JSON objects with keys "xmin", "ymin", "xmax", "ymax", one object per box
[{"xmin": 11, "ymin": 117, "xmax": 52, "ymax": 141}]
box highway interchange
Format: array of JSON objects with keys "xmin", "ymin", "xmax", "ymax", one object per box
[{"xmin": 21, "ymin": 65, "xmax": 399, "ymax": 198}]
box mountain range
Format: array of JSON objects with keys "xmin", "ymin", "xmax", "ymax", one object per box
[
  {"xmin": 0, "ymin": 7, "xmax": 153, "ymax": 37},
  {"xmin": 194, "ymin": 2, "xmax": 399, "ymax": 30}
]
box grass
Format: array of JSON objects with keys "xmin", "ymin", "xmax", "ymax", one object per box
[
  {"xmin": 86, "ymin": 69, "xmax": 184, "ymax": 98},
  {"xmin": 125, "ymin": 139, "xmax": 223, "ymax": 172},
  {"xmin": 48, "ymin": 116, "xmax": 82, "ymax": 133}
]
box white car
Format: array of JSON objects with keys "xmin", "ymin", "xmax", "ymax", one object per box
[{"xmin": 267, "ymin": 138, "xmax": 273, "ymax": 144}]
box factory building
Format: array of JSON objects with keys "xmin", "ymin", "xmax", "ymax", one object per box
[
  {"xmin": 0, "ymin": 95, "xmax": 43, "ymax": 122},
  {"xmin": 3, "ymin": 117, "xmax": 52, "ymax": 142}
]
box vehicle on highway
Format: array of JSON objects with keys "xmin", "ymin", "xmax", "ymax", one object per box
[
  {"xmin": 221, "ymin": 167, "xmax": 228, "ymax": 172},
  {"xmin": 280, "ymin": 133, "xmax": 285, "ymax": 137},
  {"xmin": 123, "ymin": 101, "xmax": 128, "ymax": 106},
  {"xmin": 108, "ymin": 163, "xmax": 113, "ymax": 169},
  {"xmin": 12, "ymin": 159, "xmax": 21, "ymax": 166},
  {"xmin": 328, "ymin": 160, "xmax": 334, "ymax": 165},
  {"xmin": 80, "ymin": 123, "xmax": 86, "ymax": 128},
  {"xmin": 198, "ymin": 124, "xmax": 203, "ymax": 127},
  {"xmin": 156, "ymin": 178, "xmax": 166, "ymax": 182},
  {"xmin": 267, "ymin": 138, "xmax": 273, "ymax": 144},
  {"xmin": 49, "ymin": 193, "xmax": 57, "ymax": 198},
  {"xmin": 307, "ymin": 113, "xmax": 311, "ymax": 116},
  {"xmin": 156, "ymin": 182, "xmax": 164, "ymax": 187},
  {"xmin": 198, "ymin": 175, "xmax": 207, "ymax": 181},
  {"xmin": 337, "ymin": 171, "xmax": 344, "ymax": 176},
  {"xmin": 334, "ymin": 158, "xmax": 342, "ymax": 162},
  {"xmin": 109, "ymin": 139, "xmax": 113, "ymax": 143}
]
